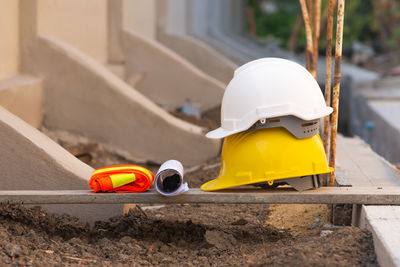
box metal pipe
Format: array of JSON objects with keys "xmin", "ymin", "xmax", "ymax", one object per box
[
  {"xmin": 329, "ymin": 0, "xmax": 345, "ymax": 186},
  {"xmin": 323, "ymin": 0, "xmax": 335, "ymax": 156},
  {"xmin": 299, "ymin": 0, "xmax": 315, "ymax": 78}
]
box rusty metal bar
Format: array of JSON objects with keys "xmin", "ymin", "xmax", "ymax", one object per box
[
  {"xmin": 312, "ymin": 0, "xmax": 321, "ymax": 76},
  {"xmin": 299, "ymin": 0, "xmax": 315, "ymax": 78},
  {"xmin": 307, "ymin": 0, "xmax": 314, "ymax": 22},
  {"xmin": 323, "ymin": 0, "xmax": 336, "ymax": 156},
  {"xmin": 329, "ymin": 0, "xmax": 345, "ymax": 186}
]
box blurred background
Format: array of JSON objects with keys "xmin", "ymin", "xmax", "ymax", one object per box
[{"xmin": 245, "ymin": 0, "xmax": 400, "ymax": 74}]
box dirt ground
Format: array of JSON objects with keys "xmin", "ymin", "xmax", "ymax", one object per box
[
  {"xmin": 2, "ymin": 109, "xmax": 377, "ymax": 266},
  {"xmin": 0, "ymin": 201, "xmax": 377, "ymax": 266}
]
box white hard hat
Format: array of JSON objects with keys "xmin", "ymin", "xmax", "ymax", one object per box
[{"xmin": 206, "ymin": 58, "xmax": 333, "ymax": 139}]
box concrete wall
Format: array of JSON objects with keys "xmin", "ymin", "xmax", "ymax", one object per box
[
  {"xmin": 157, "ymin": 32, "xmax": 236, "ymax": 84},
  {"xmin": 157, "ymin": 0, "xmax": 187, "ymax": 36},
  {"xmin": 0, "ymin": 0, "xmax": 19, "ymax": 79},
  {"xmin": 155, "ymin": 0, "xmax": 237, "ymax": 84},
  {"xmin": 36, "ymin": 0, "xmax": 108, "ymax": 63},
  {"xmin": 123, "ymin": 29, "xmax": 225, "ymax": 111},
  {"xmin": 350, "ymin": 86, "xmax": 400, "ymax": 166},
  {"xmin": 0, "ymin": 75, "xmax": 44, "ymax": 128},
  {"xmin": 123, "ymin": 0, "xmax": 156, "ymax": 39},
  {"xmin": 0, "ymin": 106, "xmax": 122, "ymax": 224},
  {"xmin": 23, "ymin": 34, "xmax": 220, "ymax": 166}
]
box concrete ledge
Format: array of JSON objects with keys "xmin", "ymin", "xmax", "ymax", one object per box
[
  {"xmin": 23, "ymin": 35, "xmax": 220, "ymax": 166},
  {"xmin": 350, "ymin": 81, "xmax": 400, "ymax": 165},
  {"xmin": 0, "ymin": 75, "xmax": 43, "ymax": 128},
  {"xmin": 0, "ymin": 106, "xmax": 122, "ymax": 223},
  {"xmin": 1, "ymin": 187, "xmax": 400, "ymax": 205},
  {"xmin": 123, "ymin": 29, "xmax": 225, "ymax": 110},
  {"xmin": 157, "ymin": 31, "xmax": 236, "ymax": 84},
  {"xmin": 336, "ymin": 135, "xmax": 400, "ymax": 187},
  {"xmin": 360, "ymin": 205, "xmax": 400, "ymax": 267}
]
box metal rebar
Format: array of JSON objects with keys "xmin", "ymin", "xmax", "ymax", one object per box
[
  {"xmin": 323, "ymin": 0, "xmax": 336, "ymax": 156},
  {"xmin": 299, "ymin": 0, "xmax": 315, "ymax": 78},
  {"xmin": 329, "ymin": 0, "xmax": 345, "ymax": 186},
  {"xmin": 312, "ymin": 0, "xmax": 321, "ymax": 76}
]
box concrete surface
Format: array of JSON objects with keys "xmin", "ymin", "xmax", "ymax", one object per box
[
  {"xmin": 107, "ymin": 0, "xmax": 124, "ymax": 63},
  {"xmin": 123, "ymin": 29, "xmax": 225, "ymax": 111},
  {"xmin": 36, "ymin": 0, "xmax": 108, "ymax": 63},
  {"xmin": 107, "ymin": 64, "xmax": 126, "ymax": 80},
  {"xmin": 156, "ymin": 0, "xmax": 237, "ymax": 84},
  {"xmin": 350, "ymin": 79, "xmax": 400, "ymax": 165},
  {"xmin": 360, "ymin": 206, "xmax": 400, "ymax": 267},
  {"xmin": 157, "ymin": 31, "xmax": 236, "ymax": 84},
  {"xmin": 123, "ymin": 0, "xmax": 156, "ymax": 40},
  {"xmin": 0, "ymin": 75, "xmax": 43, "ymax": 128},
  {"xmin": 0, "ymin": 0, "xmax": 19, "ymax": 80},
  {"xmin": 0, "ymin": 106, "xmax": 122, "ymax": 223},
  {"xmin": 106, "ymin": 0, "xmax": 226, "ymax": 110},
  {"xmin": 336, "ymin": 135, "xmax": 400, "ymax": 187},
  {"xmin": 22, "ymin": 34, "xmax": 220, "ymax": 166}
]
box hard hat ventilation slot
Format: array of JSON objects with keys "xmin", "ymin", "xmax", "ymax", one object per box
[
  {"xmin": 301, "ymin": 122, "xmax": 317, "ymax": 127},
  {"xmin": 248, "ymin": 116, "xmax": 320, "ymax": 139},
  {"xmin": 269, "ymin": 119, "xmax": 280, "ymax": 123}
]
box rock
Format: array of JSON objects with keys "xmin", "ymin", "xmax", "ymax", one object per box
[
  {"xmin": 322, "ymin": 223, "xmax": 344, "ymax": 230},
  {"xmin": 204, "ymin": 230, "xmax": 237, "ymax": 250},
  {"xmin": 231, "ymin": 218, "xmax": 248, "ymax": 225},
  {"xmin": 4, "ymin": 244, "xmax": 22, "ymax": 258},
  {"xmin": 320, "ymin": 230, "xmax": 334, "ymax": 238},
  {"xmin": 120, "ymin": 236, "xmax": 132, "ymax": 244},
  {"xmin": 68, "ymin": 237, "xmax": 83, "ymax": 246},
  {"xmin": 13, "ymin": 224, "xmax": 25, "ymax": 235},
  {"xmin": 159, "ymin": 244, "xmax": 171, "ymax": 253}
]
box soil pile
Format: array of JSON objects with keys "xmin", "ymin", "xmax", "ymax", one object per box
[{"xmin": 0, "ymin": 204, "xmax": 377, "ymax": 266}]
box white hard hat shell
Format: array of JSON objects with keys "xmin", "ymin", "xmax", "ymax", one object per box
[{"xmin": 206, "ymin": 58, "xmax": 333, "ymax": 139}]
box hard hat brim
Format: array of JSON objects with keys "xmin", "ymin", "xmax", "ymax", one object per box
[
  {"xmin": 205, "ymin": 127, "xmax": 231, "ymax": 139},
  {"xmin": 206, "ymin": 106, "xmax": 333, "ymax": 139}
]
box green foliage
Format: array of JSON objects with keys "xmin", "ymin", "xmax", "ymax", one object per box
[
  {"xmin": 342, "ymin": 0, "xmax": 378, "ymax": 46},
  {"xmin": 247, "ymin": 0, "xmax": 379, "ymax": 51}
]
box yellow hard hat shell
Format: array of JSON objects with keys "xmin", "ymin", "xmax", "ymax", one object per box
[{"xmin": 201, "ymin": 127, "xmax": 333, "ymax": 191}]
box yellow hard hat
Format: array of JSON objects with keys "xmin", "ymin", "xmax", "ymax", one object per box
[{"xmin": 201, "ymin": 127, "xmax": 333, "ymax": 191}]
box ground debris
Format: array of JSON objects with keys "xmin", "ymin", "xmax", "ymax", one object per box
[
  {"xmin": 0, "ymin": 200, "xmax": 377, "ymax": 266},
  {"xmin": 204, "ymin": 230, "xmax": 237, "ymax": 250}
]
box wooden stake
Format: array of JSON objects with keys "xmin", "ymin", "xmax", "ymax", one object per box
[
  {"xmin": 323, "ymin": 0, "xmax": 336, "ymax": 156},
  {"xmin": 312, "ymin": 0, "xmax": 321, "ymax": 76},
  {"xmin": 299, "ymin": 0, "xmax": 315, "ymax": 78},
  {"xmin": 329, "ymin": 0, "xmax": 345, "ymax": 186}
]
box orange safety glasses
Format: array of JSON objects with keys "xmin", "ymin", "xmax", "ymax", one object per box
[{"xmin": 89, "ymin": 165, "xmax": 154, "ymax": 193}]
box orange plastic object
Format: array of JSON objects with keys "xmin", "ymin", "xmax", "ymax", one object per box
[{"xmin": 89, "ymin": 165, "xmax": 154, "ymax": 193}]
